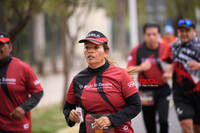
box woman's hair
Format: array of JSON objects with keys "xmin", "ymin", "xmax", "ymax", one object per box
[
  {"xmin": 103, "ymin": 44, "xmax": 109, "ymax": 51},
  {"xmin": 103, "ymin": 44, "xmax": 116, "ymax": 65}
]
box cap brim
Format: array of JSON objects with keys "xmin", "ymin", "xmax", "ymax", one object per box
[
  {"xmin": 0, "ymin": 38, "xmax": 10, "ymax": 43},
  {"xmin": 178, "ymin": 25, "xmax": 194, "ymax": 29},
  {"xmin": 79, "ymin": 38, "xmax": 106, "ymax": 45}
]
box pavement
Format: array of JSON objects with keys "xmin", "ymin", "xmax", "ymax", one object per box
[
  {"xmin": 37, "ymin": 73, "xmax": 65, "ymax": 107},
  {"xmin": 132, "ymin": 103, "xmax": 181, "ymax": 133},
  {"xmin": 36, "ymin": 68, "xmax": 80, "ymax": 108}
]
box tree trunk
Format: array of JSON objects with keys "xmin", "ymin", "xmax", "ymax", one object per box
[
  {"xmin": 33, "ymin": 12, "xmax": 46, "ymax": 75},
  {"xmin": 0, "ymin": 0, "xmax": 6, "ymax": 31},
  {"xmin": 116, "ymin": 0, "xmax": 127, "ymax": 57},
  {"xmin": 61, "ymin": 18, "xmax": 70, "ymax": 106},
  {"xmin": 8, "ymin": 0, "xmax": 34, "ymax": 41},
  {"xmin": 50, "ymin": 27, "xmax": 59, "ymax": 74}
]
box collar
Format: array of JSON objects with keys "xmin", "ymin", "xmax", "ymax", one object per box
[
  {"xmin": 87, "ymin": 59, "xmax": 110, "ymax": 73},
  {"xmin": 143, "ymin": 42, "xmax": 159, "ymax": 51},
  {"xmin": 0, "ymin": 56, "xmax": 12, "ymax": 67}
]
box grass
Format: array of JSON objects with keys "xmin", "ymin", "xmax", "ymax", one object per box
[{"xmin": 31, "ymin": 104, "xmax": 68, "ymax": 133}]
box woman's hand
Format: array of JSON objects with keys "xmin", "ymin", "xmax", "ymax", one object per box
[
  {"xmin": 93, "ymin": 116, "xmax": 111, "ymax": 129},
  {"xmin": 69, "ymin": 109, "xmax": 80, "ymax": 123}
]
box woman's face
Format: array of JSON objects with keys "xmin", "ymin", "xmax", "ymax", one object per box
[{"xmin": 84, "ymin": 42, "xmax": 109, "ymax": 69}]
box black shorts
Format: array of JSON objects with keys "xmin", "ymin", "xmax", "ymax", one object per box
[{"xmin": 173, "ymin": 90, "xmax": 200, "ymax": 125}]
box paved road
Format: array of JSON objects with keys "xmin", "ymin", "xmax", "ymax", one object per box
[{"xmin": 132, "ymin": 103, "xmax": 181, "ymax": 133}]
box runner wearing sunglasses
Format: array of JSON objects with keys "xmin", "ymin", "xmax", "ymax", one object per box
[
  {"xmin": 162, "ymin": 19, "xmax": 200, "ymax": 133},
  {"xmin": 0, "ymin": 32, "xmax": 43, "ymax": 133}
]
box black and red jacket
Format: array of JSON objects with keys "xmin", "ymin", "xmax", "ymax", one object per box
[
  {"xmin": 162, "ymin": 37, "xmax": 200, "ymax": 93},
  {"xmin": 0, "ymin": 57, "xmax": 43, "ymax": 132},
  {"xmin": 63, "ymin": 61, "xmax": 141, "ymax": 133}
]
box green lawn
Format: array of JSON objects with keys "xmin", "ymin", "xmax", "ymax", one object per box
[{"xmin": 31, "ymin": 104, "xmax": 68, "ymax": 133}]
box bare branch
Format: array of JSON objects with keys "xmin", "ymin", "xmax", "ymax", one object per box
[
  {"xmin": 11, "ymin": 0, "xmax": 22, "ymax": 19},
  {"xmin": 8, "ymin": 0, "xmax": 35, "ymax": 40}
]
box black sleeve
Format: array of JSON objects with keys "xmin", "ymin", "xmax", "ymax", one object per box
[
  {"xmin": 20, "ymin": 91, "xmax": 43, "ymax": 112},
  {"xmin": 108, "ymin": 92, "xmax": 141, "ymax": 127},
  {"xmin": 63, "ymin": 101, "xmax": 76, "ymax": 127}
]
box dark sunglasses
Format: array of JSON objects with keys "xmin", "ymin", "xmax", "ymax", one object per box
[
  {"xmin": 0, "ymin": 42, "xmax": 9, "ymax": 45},
  {"xmin": 178, "ymin": 19, "xmax": 193, "ymax": 27},
  {"xmin": 0, "ymin": 42, "xmax": 5, "ymax": 45}
]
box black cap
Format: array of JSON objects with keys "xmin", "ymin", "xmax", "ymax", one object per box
[{"xmin": 79, "ymin": 30, "xmax": 108, "ymax": 45}]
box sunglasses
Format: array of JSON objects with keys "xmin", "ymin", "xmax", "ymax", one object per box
[
  {"xmin": 178, "ymin": 19, "xmax": 193, "ymax": 27},
  {"xmin": 0, "ymin": 42, "xmax": 5, "ymax": 45},
  {"xmin": 0, "ymin": 42, "xmax": 9, "ymax": 46}
]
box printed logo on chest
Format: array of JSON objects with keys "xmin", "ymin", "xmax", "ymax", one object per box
[
  {"xmin": 0, "ymin": 77, "xmax": 16, "ymax": 85},
  {"xmin": 79, "ymin": 83, "xmax": 113, "ymax": 90}
]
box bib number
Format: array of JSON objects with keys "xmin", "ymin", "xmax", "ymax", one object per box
[{"xmin": 140, "ymin": 91, "xmax": 154, "ymax": 106}]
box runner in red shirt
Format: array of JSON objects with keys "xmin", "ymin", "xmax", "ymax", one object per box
[
  {"xmin": 162, "ymin": 19, "xmax": 200, "ymax": 133},
  {"xmin": 0, "ymin": 33, "xmax": 43, "ymax": 133},
  {"xmin": 63, "ymin": 30, "xmax": 141, "ymax": 133},
  {"xmin": 127, "ymin": 23, "xmax": 171, "ymax": 133}
]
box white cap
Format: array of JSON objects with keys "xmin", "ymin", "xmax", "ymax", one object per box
[{"xmin": 164, "ymin": 25, "xmax": 174, "ymax": 34}]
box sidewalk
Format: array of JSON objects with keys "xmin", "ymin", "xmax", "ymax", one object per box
[
  {"xmin": 37, "ymin": 73, "xmax": 64, "ymax": 107},
  {"xmin": 57, "ymin": 124, "xmax": 79, "ymax": 133}
]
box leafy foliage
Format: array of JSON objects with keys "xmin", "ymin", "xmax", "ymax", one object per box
[
  {"xmin": 166, "ymin": 0, "xmax": 200, "ymax": 22},
  {"xmin": 31, "ymin": 104, "xmax": 67, "ymax": 133},
  {"xmin": 0, "ymin": 0, "xmax": 43, "ymax": 40}
]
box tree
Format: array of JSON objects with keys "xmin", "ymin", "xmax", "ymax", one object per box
[
  {"xmin": 166, "ymin": 0, "xmax": 200, "ymax": 28},
  {"xmin": 0, "ymin": 0, "xmax": 49, "ymax": 74},
  {"xmin": 0, "ymin": 0, "xmax": 44, "ymax": 60},
  {"xmin": 95, "ymin": 0, "xmax": 129, "ymax": 58},
  {"xmin": 0, "ymin": 0, "xmax": 43, "ymax": 41},
  {"xmin": 43, "ymin": 0, "xmax": 93, "ymax": 105},
  {"xmin": 32, "ymin": 12, "xmax": 46, "ymax": 75}
]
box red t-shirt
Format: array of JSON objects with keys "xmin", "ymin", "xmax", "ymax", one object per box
[
  {"xmin": 66, "ymin": 63, "xmax": 138, "ymax": 132},
  {"xmin": 0, "ymin": 57, "xmax": 43, "ymax": 132},
  {"xmin": 127, "ymin": 42, "xmax": 169, "ymax": 87},
  {"xmin": 66, "ymin": 64, "xmax": 137, "ymax": 113}
]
